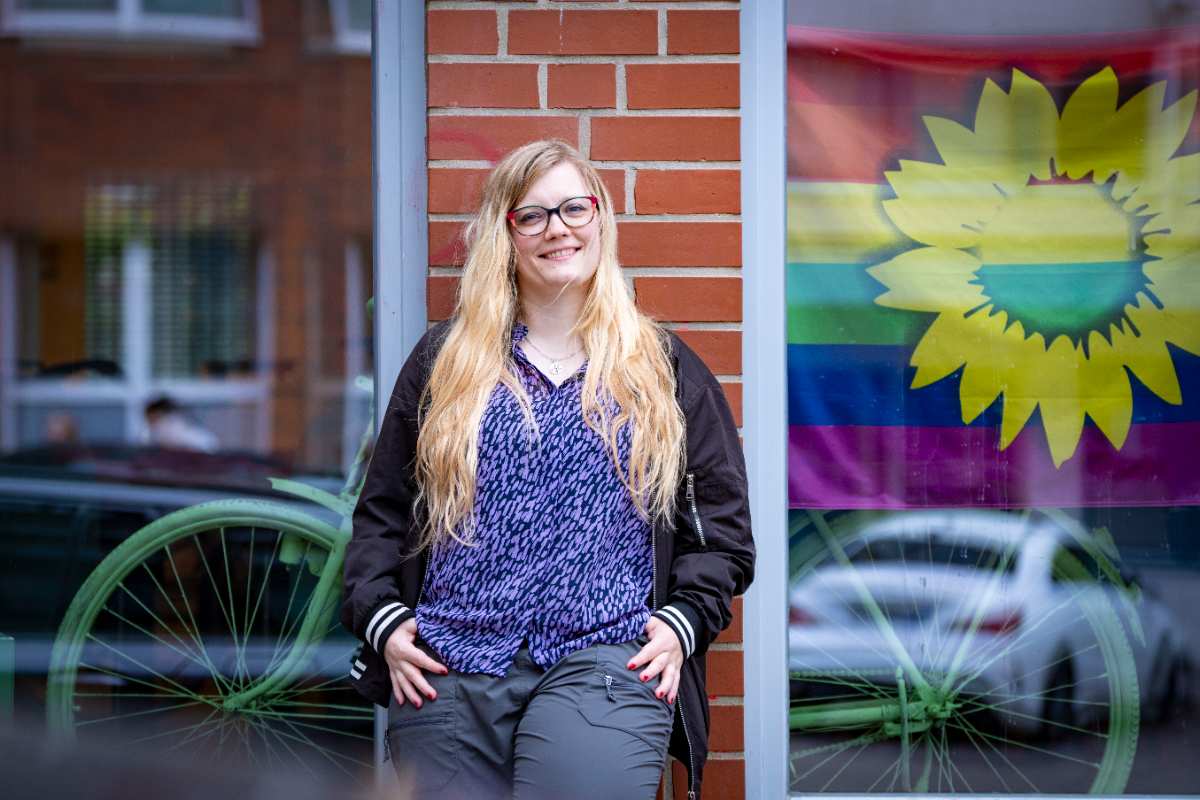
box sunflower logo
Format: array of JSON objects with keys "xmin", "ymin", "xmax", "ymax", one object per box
[{"xmin": 869, "ymin": 67, "xmax": 1200, "ymax": 466}]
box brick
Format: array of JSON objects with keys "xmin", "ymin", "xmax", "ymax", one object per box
[
  {"xmin": 668, "ymin": 10, "xmax": 740, "ymax": 54},
  {"xmin": 672, "ymin": 330, "xmax": 741, "ymax": 375},
  {"xmin": 721, "ymin": 381, "xmax": 742, "ymax": 426},
  {"xmin": 591, "ymin": 117, "xmax": 739, "ymax": 161},
  {"xmin": 429, "ymin": 221, "xmax": 467, "ymax": 266},
  {"xmin": 428, "ymin": 116, "xmax": 578, "ymax": 160},
  {"xmin": 548, "ymin": 63, "xmax": 616, "ymax": 109},
  {"xmin": 635, "ymin": 169, "xmax": 740, "ymax": 214},
  {"xmin": 672, "ymin": 759, "xmax": 744, "ymax": 800},
  {"xmin": 626, "ymin": 64, "xmax": 739, "ymax": 110},
  {"xmin": 428, "ymin": 63, "xmax": 538, "ymax": 109},
  {"xmin": 618, "ymin": 222, "xmax": 740, "ymax": 267},
  {"xmin": 429, "ymin": 167, "xmax": 624, "ymax": 214},
  {"xmin": 596, "ymin": 168, "xmax": 626, "ymax": 214},
  {"xmin": 429, "ymin": 168, "xmax": 490, "ymax": 214},
  {"xmin": 708, "ymin": 704, "xmax": 744, "ymax": 751},
  {"xmin": 715, "ymin": 596, "xmax": 744, "ymax": 644},
  {"xmin": 427, "ymin": 10, "xmax": 497, "ymax": 55},
  {"xmin": 706, "ymin": 649, "xmax": 744, "ymax": 696},
  {"xmin": 428, "ymin": 276, "xmax": 459, "ymax": 321},
  {"xmin": 636, "ymin": 278, "xmax": 741, "ymax": 322},
  {"xmin": 508, "ymin": 10, "xmax": 657, "ymax": 55}
]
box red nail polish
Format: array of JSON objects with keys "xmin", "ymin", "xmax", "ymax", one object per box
[{"xmin": 627, "ymin": 662, "xmax": 636, "ymax": 669}]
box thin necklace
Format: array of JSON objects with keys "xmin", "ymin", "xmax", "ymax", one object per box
[{"xmin": 522, "ymin": 335, "xmax": 583, "ymax": 376}]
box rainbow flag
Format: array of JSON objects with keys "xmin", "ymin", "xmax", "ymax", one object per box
[{"xmin": 787, "ymin": 26, "xmax": 1200, "ymax": 509}]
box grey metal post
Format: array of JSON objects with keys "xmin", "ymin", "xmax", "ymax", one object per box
[
  {"xmin": 740, "ymin": 1, "xmax": 790, "ymax": 798},
  {"xmin": 0, "ymin": 634, "xmax": 13, "ymax": 718},
  {"xmin": 371, "ymin": 0, "xmax": 427, "ymax": 784}
]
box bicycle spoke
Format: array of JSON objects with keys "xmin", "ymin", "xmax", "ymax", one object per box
[
  {"xmin": 950, "ymin": 711, "xmax": 1041, "ymax": 792},
  {"xmin": 77, "ymin": 661, "xmax": 212, "ymax": 704},
  {"xmin": 956, "ymin": 719, "xmax": 1012, "ymax": 793},
  {"xmin": 99, "ymin": 600, "xmax": 216, "ymax": 680},
  {"xmin": 944, "ymin": 719, "xmax": 1101, "ymax": 767},
  {"xmin": 216, "ymin": 527, "xmax": 245, "ymax": 684},
  {"xmin": 262, "ymin": 540, "xmax": 317, "ymax": 675},
  {"xmin": 134, "ymin": 562, "xmax": 235, "ymax": 695},
  {"xmin": 83, "ymin": 635, "xmax": 207, "ymax": 702},
  {"xmin": 124, "ymin": 709, "xmax": 230, "ymax": 746},
  {"xmin": 251, "ymin": 709, "xmax": 375, "ymax": 729},
  {"xmin": 817, "ymin": 729, "xmax": 872, "ymax": 792},
  {"xmin": 272, "ymin": 715, "xmax": 369, "ymax": 776},
  {"xmin": 76, "ymin": 697, "xmax": 208, "ymax": 728},
  {"xmin": 163, "ymin": 705, "xmax": 223, "ymax": 753},
  {"xmin": 191, "ymin": 533, "xmax": 240, "ymax": 669},
  {"xmin": 164, "ymin": 542, "xmax": 228, "ymax": 690},
  {"xmin": 244, "ymin": 529, "xmax": 285, "ymax": 645},
  {"xmin": 952, "ymin": 585, "xmax": 1093, "ymax": 693}
]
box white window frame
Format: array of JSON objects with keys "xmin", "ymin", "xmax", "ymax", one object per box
[
  {"xmin": 0, "ymin": 235, "xmax": 275, "ymax": 454},
  {"xmin": 0, "ymin": 0, "xmax": 260, "ymax": 45},
  {"xmin": 328, "ymin": 0, "xmax": 368, "ymax": 55}
]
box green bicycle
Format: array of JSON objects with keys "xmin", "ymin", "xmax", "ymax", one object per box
[
  {"xmin": 787, "ymin": 508, "xmax": 1144, "ymax": 794},
  {"xmin": 45, "ymin": 376, "xmax": 378, "ymax": 780}
]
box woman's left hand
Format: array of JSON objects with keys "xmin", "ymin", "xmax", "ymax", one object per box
[{"xmin": 627, "ymin": 616, "xmax": 685, "ymax": 704}]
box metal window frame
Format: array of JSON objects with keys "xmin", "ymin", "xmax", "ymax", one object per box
[
  {"xmin": 741, "ymin": 1, "xmax": 791, "ymax": 798},
  {"xmin": 371, "ymin": 0, "xmax": 426, "ymax": 781},
  {"xmin": 0, "ymin": 0, "xmax": 260, "ymax": 44}
]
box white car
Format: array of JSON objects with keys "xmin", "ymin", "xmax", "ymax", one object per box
[{"xmin": 788, "ymin": 510, "xmax": 1190, "ymax": 735}]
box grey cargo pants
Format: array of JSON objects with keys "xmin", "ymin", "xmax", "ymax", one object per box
[{"xmin": 385, "ymin": 637, "xmax": 673, "ymax": 800}]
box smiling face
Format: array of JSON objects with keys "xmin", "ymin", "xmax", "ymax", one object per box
[{"xmin": 508, "ymin": 161, "xmax": 601, "ymax": 301}]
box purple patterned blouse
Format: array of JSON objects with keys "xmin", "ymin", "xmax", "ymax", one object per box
[{"xmin": 414, "ymin": 322, "xmax": 653, "ymax": 676}]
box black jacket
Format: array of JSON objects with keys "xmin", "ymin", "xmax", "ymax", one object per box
[{"xmin": 341, "ymin": 321, "xmax": 754, "ymax": 799}]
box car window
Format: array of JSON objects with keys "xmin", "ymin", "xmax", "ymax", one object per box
[{"xmin": 847, "ymin": 536, "xmax": 1017, "ymax": 573}]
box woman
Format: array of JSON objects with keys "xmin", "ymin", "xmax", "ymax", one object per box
[{"xmin": 342, "ymin": 140, "xmax": 753, "ymax": 799}]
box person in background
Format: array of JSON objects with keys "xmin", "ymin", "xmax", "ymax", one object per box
[
  {"xmin": 342, "ymin": 140, "xmax": 753, "ymax": 799},
  {"xmin": 143, "ymin": 395, "xmax": 219, "ymax": 453}
]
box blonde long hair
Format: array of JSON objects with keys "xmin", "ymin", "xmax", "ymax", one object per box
[{"xmin": 414, "ymin": 140, "xmax": 685, "ymax": 551}]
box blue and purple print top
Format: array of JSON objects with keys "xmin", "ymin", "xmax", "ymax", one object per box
[{"xmin": 414, "ymin": 322, "xmax": 653, "ymax": 676}]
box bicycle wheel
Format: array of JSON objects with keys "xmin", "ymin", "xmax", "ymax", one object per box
[
  {"xmin": 46, "ymin": 500, "xmax": 374, "ymax": 781},
  {"xmin": 787, "ymin": 509, "xmax": 1140, "ymax": 794}
]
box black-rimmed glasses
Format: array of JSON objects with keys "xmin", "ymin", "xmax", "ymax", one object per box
[{"xmin": 507, "ymin": 195, "xmax": 598, "ymax": 236}]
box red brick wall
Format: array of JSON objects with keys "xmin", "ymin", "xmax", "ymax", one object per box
[{"xmin": 425, "ymin": 3, "xmax": 744, "ymax": 797}]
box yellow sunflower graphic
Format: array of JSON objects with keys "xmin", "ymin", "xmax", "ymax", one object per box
[{"xmin": 868, "ymin": 67, "xmax": 1200, "ymax": 466}]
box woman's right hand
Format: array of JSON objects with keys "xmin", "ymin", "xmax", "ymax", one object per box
[{"xmin": 382, "ymin": 618, "xmax": 448, "ymax": 708}]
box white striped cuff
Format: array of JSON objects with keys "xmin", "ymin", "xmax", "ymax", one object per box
[
  {"xmin": 366, "ymin": 601, "xmax": 412, "ymax": 653},
  {"xmin": 654, "ymin": 604, "xmax": 696, "ymax": 658}
]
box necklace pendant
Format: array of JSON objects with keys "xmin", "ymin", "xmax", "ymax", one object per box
[{"xmin": 550, "ymin": 361, "xmax": 560, "ymax": 375}]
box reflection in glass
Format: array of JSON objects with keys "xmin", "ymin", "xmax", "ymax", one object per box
[
  {"xmin": 786, "ymin": 2, "xmax": 1200, "ymax": 794},
  {"xmin": 0, "ymin": 4, "xmax": 375, "ymax": 784}
]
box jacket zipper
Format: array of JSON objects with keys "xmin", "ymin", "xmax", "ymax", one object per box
[
  {"xmin": 678, "ymin": 694, "xmax": 698, "ymax": 799},
  {"xmin": 657, "ymin": 509, "xmax": 699, "ymax": 799},
  {"xmin": 686, "ymin": 473, "xmax": 707, "ymax": 550}
]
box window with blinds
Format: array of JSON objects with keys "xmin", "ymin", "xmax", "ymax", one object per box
[{"xmin": 84, "ymin": 179, "xmax": 257, "ymax": 380}]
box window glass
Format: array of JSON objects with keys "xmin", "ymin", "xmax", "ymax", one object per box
[
  {"xmin": 345, "ymin": 0, "xmax": 369, "ymax": 32},
  {"xmin": 786, "ymin": 1, "xmax": 1200, "ymax": 794},
  {"xmin": 0, "ymin": 9, "xmax": 376, "ymax": 786},
  {"xmin": 142, "ymin": 0, "xmax": 244, "ymax": 15},
  {"xmin": 16, "ymin": 0, "xmax": 116, "ymax": 9}
]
